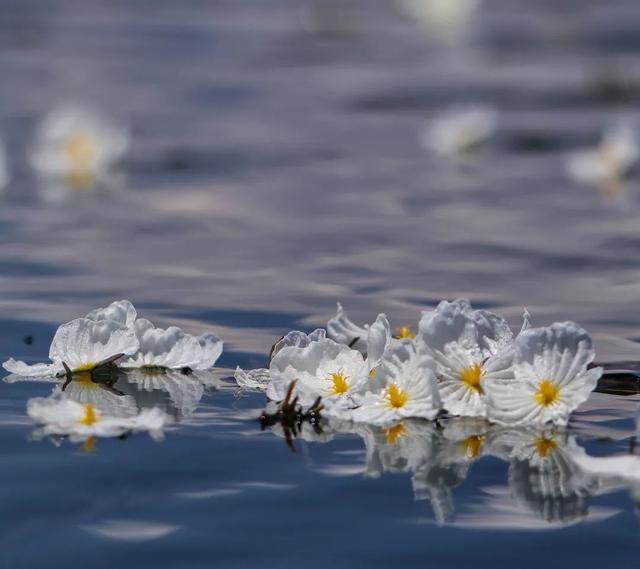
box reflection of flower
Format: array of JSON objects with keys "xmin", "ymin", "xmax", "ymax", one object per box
[
  {"xmin": 493, "ymin": 428, "xmax": 597, "ymax": 524},
  {"xmin": 56, "ymin": 376, "xmax": 138, "ymax": 418},
  {"xmin": 120, "ymin": 319, "xmax": 223, "ymax": 371},
  {"xmin": 422, "ymin": 106, "xmax": 497, "ymax": 159},
  {"xmin": 27, "ymin": 394, "xmax": 167, "ymax": 442},
  {"xmin": 567, "ymin": 124, "xmax": 638, "ymax": 187},
  {"xmin": 417, "ymin": 298, "xmax": 528, "ymax": 418},
  {"xmin": 352, "ymin": 340, "xmax": 440, "ymax": 424},
  {"xmin": 30, "ymin": 104, "xmax": 129, "ymax": 194},
  {"xmin": 486, "ymin": 323, "xmax": 602, "ymax": 426}
]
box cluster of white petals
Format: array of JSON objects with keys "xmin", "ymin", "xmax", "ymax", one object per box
[{"xmin": 235, "ymin": 298, "xmax": 602, "ymax": 428}]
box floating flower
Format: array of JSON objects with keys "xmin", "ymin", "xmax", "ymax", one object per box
[
  {"xmin": 30, "ymin": 103, "xmax": 129, "ymax": 194},
  {"xmin": 567, "ymin": 123, "xmax": 638, "ymax": 187},
  {"xmin": 422, "ymin": 106, "xmax": 497, "ymax": 159},
  {"xmin": 119, "ymin": 318, "xmax": 223, "ymax": 371},
  {"xmin": 417, "ymin": 298, "xmax": 529, "ymax": 418},
  {"xmin": 485, "ymin": 322, "xmax": 602, "ymax": 426},
  {"xmin": 267, "ymin": 338, "xmax": 371, "ymax": 412},
  {"xmin": 327, "ymin": 303, "xmax": 391, "ymax": 367},
  {"xmin": 3, "ymin": 315, "xmax": 139, "ymax": 379},
  {"xmin": 27, "ymin": 394, "xmax": 168, "ymax": 442},
  {"xmin": 351, "ymin": 340, "xmax": 441, "ymax": 425}
]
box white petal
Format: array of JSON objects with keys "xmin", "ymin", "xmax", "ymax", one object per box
[
  {"xmin": 2, "ymin": 358, "xmax": 62, "ymax": 379},
  {"xmin": 234, "ymin": 367, "xmax": 271, "ymax": 391},
  {"xmin": 327, "ymin": 302, "xmax": 367, "ymax": 353},
  {"xmin": 366, "ymin": 313, "xmax": 391, "ymax": 367},
  {"xmin": 85, "ymin": 299, "xmax": 137, "ymax": 327},
  {"xmin": 196, "ymin": 333, "xmax": 223, "ymax": 369}
]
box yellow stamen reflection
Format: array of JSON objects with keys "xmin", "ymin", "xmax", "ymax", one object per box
[
  {"xmin": 82, "ymin": 436, "xmax": 97, "ymax": 453},
  {"xmin": 65, "ymin": 132, "xmax": 94, "ymax": 166},
  {"xmin": 535, "ymin": 436, "xmax": 557, "ymax": 458},
  {"xmin": 369, "ymin": 368, "xmax": 377, "ymax": 378},
  {"xmin": 328, "ymin": 371, "xmax": 349, "ymax": 395},
  {"xmin": 460, "ymin": 435, "xmax": 485, "ymax": 459},
  {"xmin": 397, "ymin": 326, "xmax": 416, "ymax": 339},
  {"xmin": 79, "ymin": 404, "xmax": 98, "ymax": 426},
  {"xmin": 460, "ymin": 363, "xmax": 484, "ymax": 394},
  {"xmin": 384, "ymin": 422, "xmax": 407, "ymax": 445},
  {"xmin": 534, "ymin": 379, "xmax": 560, "ymax": 407}
]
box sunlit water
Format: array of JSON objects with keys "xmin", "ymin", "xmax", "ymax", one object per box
[{"xmin": 1, "ymin": 1, "xmax": 640, "ymax": 567}]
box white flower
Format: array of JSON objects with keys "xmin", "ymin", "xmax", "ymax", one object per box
[
  {"xmin": 567, "ymin": 123, "xmax": 638, "ymax": 186},
  {"xmin": 3, "ymin": 317, "xmax": 139, "ymax": 379},
  {"xmin": 119, "ymin": 319, "xmax": 223, "ymax": 371},
  {"xmin": 417, "ymin": 298, "xmax": 528, "ymax": 418},
  {"xmin": 326, "ymin": 303, "xmax": 391, "ymax": 368},
  {"xmin": 351, "ymin": 340, "xmax": 441, "ymax": 425},
  {"xmin": 27, "ymin": 394, "xmax": 168, "ymax": 442},
  {"xmin": 398, "ymin": 0, "xmax": 481, "ymax": 45},
  {"xmin": 30, "ymin": 103, "xmax": 129, "ymax": 191},
  {"xmin": 422, "ymin": 106, "xmax": 497, "ymax": 158},
  {"xmin": 267, "ymin": 337, "xmax": 371, "ymax": 411},
  {"xmin": 485, "ymin": 322, "xmax": 602, "ymax": 426}
]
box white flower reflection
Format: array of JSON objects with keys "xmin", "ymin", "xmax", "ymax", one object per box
[
  {"xmin": 27, "ymin": 394, "xmax": 168, "ymax": 442},
  {"xmin": 30, "ymin": 103, "xmax": 129, "ymax": 200}
]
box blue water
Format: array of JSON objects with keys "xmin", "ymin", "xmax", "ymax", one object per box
[{"xmin": 1, "ymin": 0, "xmax": 640, "ymax": 567}]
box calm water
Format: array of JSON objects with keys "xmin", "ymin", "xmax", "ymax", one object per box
[{"xmin": 1, "ymin": 1, "xmax": 640, "ymax": 567}]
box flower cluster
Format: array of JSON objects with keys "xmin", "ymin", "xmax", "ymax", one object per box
[
  {"xmin": 3, "ymin": 299, "xmax": 223, "ymax": 443},
  {"xmin": 235, "ymin": 298, "xmax": 602, "ymax": 428}
]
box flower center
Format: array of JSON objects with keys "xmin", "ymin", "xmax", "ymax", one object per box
[
  {"xmin": 534, "ymin": 379, "xmax": 560, "ymax": 407},
  {"xmin": 385, "ymin": 384, "xmax": 410, "ymax": 409},
  {"xmin": 460, "ymin": 363, "xmax": 484, "ymax": 393},
  {"xmin": 66, "ymin": 132, "xmax": 95, "ymax": 167},
  {"xmin": 328, "ymin": 371, "xmax": 349, "ymax": 395},
  {"xmin": 461, "ymin": 435, "xmax": 485, "ymax": 459},
  {"xmin": 535, "ymin": 436, "xmax": 557, "ymax": 458},
  {"xmin": 397, "ymin": 326, "xmax": 416, "ymax": 339},
  {"xmin": 384, "ymin": 422, "xmax": 407, "ymax": 445},
  {"xmin": 79, "ymin": 403, "xmax": 98, "ymax": 426}
]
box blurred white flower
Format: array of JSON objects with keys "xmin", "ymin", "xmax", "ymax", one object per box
[
  {"xmin": 567, "ymin": 124, "xmax": 638, "ymax": 186},
  {"xmin": 0, "ymin": 137, "xmax": 9, "ymax": 191},
  {"xmin": 352, "ymin": 340, "xmax": 441, "ymax": 425},
  {"xmin": 422, "ymin": 106, "xmax": 497, "ymax": 158},
  {"xmin": 398, "ymin": 0, "xmax": 481, "ymax": 45},
  {"xmin": 27, "ymin": 394, "xmax": 168, "ymax": 442},
  {"xmin": 119, "ymin": 318, "xmax": 223, "ymax": 371},
  {"xmin": 485, "ymin": 322, "xmax": 602, "ymax": 426},
  {"xmin": 30, "ymin": 103, "xmax": 129, "ymax": 193},
  {"xmin": 417, "ymin": 298, "xmax": 529, "ymax": 418}
]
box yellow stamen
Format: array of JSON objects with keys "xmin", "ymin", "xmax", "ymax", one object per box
[
  {"xmin": 535, "ymin": 436, "xmax": 557, "ymax": 458},
  {"xmin": 384, "ymin": 422, "xmax": 407, "ymax": 445},
  {"xmin": 369, "ymin": 368, "xmax": 377, "ymax": 378},
  {"xmin": 397, "ymin": 326, "xmax": 416, "ymax": 339},
  {"xmin": 385, "ymin": 383, "xmax": 410, "ymax": 408},
  {"xmin": 79, "ymin": 404, "xmax": 98, "ymax": 426},
  {"xmin": 66, "ymin": 132, "xmax": 95, "ymax": 166},
  {"xmin": 460, "ymin": 435, "xmax": 485, "ymax": 459},
  {"xmin": 328, "ymin": 371, "xmax": 349, "ymax": 395},
  {"xmin": 82, "ymin": 436, "xmax": 97, "ymax": 453},
  {"xmin": 460, "ymin": 363, "xmax": 484, "ymax": 394},
  {"xmin": 534, "ymin": 379, "xmax": 561, "ymax": 407}
]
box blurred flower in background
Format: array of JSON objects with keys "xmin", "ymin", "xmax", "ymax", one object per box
[
  {"xmin": 397, "ymin": 0, "xmax": 481, "ymax": 46},
  {"xmin": 30, "ymin": 104, "xmax": 129, "ymax": 202},
  {"xmin": 422, "ymin": 105, "xmax": 497, "ymax": 161},
  {"xmin": 0, "ymin": 136, "xmax": 9, "ymax": 191},
  {"xmin": 566, "ymin": 122, "xmax": 638, "ymax": 201}
]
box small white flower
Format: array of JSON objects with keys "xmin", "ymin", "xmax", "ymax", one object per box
[
  {"xmin": 567, "ymin": 123, "xmax": 638, "ymax": 186},
  {"xmin": 417, "ymin": 298, "xmax": 528, "ymax": 418},
  {"xmin": 326, "ymin": 303, "xmax": 391, "ymax": 369},
  {"xmin": 351, "ymin": 340, "xmax": 441, "ymax": 425},
  {"xmin": 422, "ymin": 106, "xmax": 497, "ymax": 159},
  {"xmin": 398, "ymin": 0, "xmax": 481, "ymax": 45},
  {"xmin": 485, "ymin": 322, "xmax": 602, "ymax": 426},
  {"xmin": 30, "ymin": 103, "xmax": 129, "ymax": 193},
  {"xmin": 27, "ymin": 394, "xmax": 168, "ymax": 442},
  {"xmin": 267, "ymin": 337, "xmax": 371, "ymax": 412},
  {"xmin": 119, "ymin": 319, "xmax": 223, "ymax": 371}
]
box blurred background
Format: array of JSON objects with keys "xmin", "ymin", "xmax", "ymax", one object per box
[{"xmin": 1, "ymin": 0, "xmax": 640, "ymax": 366}]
